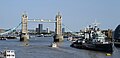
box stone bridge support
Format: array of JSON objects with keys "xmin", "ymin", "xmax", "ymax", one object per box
[
  {"xmin": 20, "ymin": 13, "xmax": 29, "ymax": 42},
  {"xmin": 54, "ymin": 12, "xmax": 63, "ymax": 42}
]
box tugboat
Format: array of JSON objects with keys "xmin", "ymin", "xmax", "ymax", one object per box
[{"xmin": 71, "ymin": 22, "xmax": 113, "ymax": 53}]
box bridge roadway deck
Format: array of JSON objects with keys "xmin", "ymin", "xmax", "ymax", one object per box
[{"xmin": 0, "ymin": 36, "xmax": 119, "ymax": 58}]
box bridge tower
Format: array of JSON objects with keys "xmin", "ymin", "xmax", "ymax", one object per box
[
  {"xmin": 54, "ymin": 12, "xmax": 63, "ymax": 42},
  {"xmin": 20, "ymin": 13, "xmax": 29, "ymax": 42}
]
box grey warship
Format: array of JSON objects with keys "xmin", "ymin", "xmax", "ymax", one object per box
[{"xmin": 71, "ymin": 22, "xmax": 113, "ymax": 53}]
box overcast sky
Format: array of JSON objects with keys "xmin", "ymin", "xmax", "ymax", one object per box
[{"xmin": 0, "ymin": 0, "xmax": 120, "ymax": 32}]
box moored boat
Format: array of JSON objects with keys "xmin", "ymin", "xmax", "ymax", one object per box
[
  {"xmin": 71, "ymin": 39, "xmax": 113, "ymax": 53},
  {"xmin": 70, "ymin": 22, "xmax": 113, "ymax": 53},
  {"xmin": 0, "ymin": 50, "xmax": 15, "ymax": 58},
  {"xmin": 0, "ymin": 37, "xmax": 7, "ymax": 40}
]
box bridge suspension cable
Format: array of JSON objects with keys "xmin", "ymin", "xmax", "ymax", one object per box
[
  {"xmin": 62, "ymin": 23, "xmax": 73, "ymax": 32},
  {"xmin": 62, "ymin": 23, "xmax": 77, "ymax": 35},
  {"xmin": 0, "ymin": 22, "xmax": 22, "ymax": 35}
]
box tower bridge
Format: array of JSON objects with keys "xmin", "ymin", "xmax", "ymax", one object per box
[{"xmin": 20, "ymin": 12, "xmax": 63, "ymax": 42}]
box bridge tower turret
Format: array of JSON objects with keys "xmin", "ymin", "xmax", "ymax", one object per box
[
  {"xmin": 54, "ymin": 12, "xmax": 63, "ymax": 42},
  {"xmin": 20, "ymin": 13, "xmax": 29, "ymax": 42}
]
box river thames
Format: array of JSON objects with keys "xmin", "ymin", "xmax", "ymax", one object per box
[{"xmin": 0, "ymin": 37, "xmax": 120, "ymax": 58}]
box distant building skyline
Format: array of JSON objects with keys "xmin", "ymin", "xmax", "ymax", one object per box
[
  {"xmin": 36, "ymin": 28, "xmax": 39, "ymax": 33},
  {"xmin": 46, "ymin": 27, "xmax": 50, "ymax": 33},
  {"xmin": 38, "ymin": 24, "xmax": 43, "ymax": 33},
  {"xmin": 62, "ymin": 28, "xmax": 65, "ymax": 33},
  {"xmin": 36, "ymin": 24, "xmax": 51, "ymax": 33}
]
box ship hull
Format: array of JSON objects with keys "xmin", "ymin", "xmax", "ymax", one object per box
[
  {"xmin": 114, "ymin": 42, "xmax": 120, "ymax": 47},
  {"xmin": 71, "ymin": 42, "xmax": 113, "ymax": 53}
]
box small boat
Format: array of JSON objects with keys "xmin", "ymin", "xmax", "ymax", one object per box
[
  {"xmin": 0, "ymin": 50, "xmax": 15, "ymax": 58},
  {"xmin": 0, "ymin": 37, "xmax": 7, "ymax": 40},
  {"xmin": 51, "ymin": 42, "xmax": 57, "ymax": 48},
  {"xmin": 36, "ymin": 34, "xmax": 44, "ymax": 37}
]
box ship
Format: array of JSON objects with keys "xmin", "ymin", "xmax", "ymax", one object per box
[
  {"xmin": 0, "ymin": 50, "xmax": 15, "ymax": 58},
  {"xmin": 114, "ymin": 24, "xmax": 120, "ymax": 47},
  {"xmin": 0, "ymin": 37, "xmax": 7, "ymax": 40},
  {"xmin": 70, "ymin": 22, "xmax": 113, "ymax": 53}
]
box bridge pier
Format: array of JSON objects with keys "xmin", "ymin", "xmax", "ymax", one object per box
[
  {"xmin": 20, "ymin": 13, "xmax": 29, "ymax": 42},
  {"xmin": 54, "ymin": 12, "xmax": 63, "ymax": 42}
]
